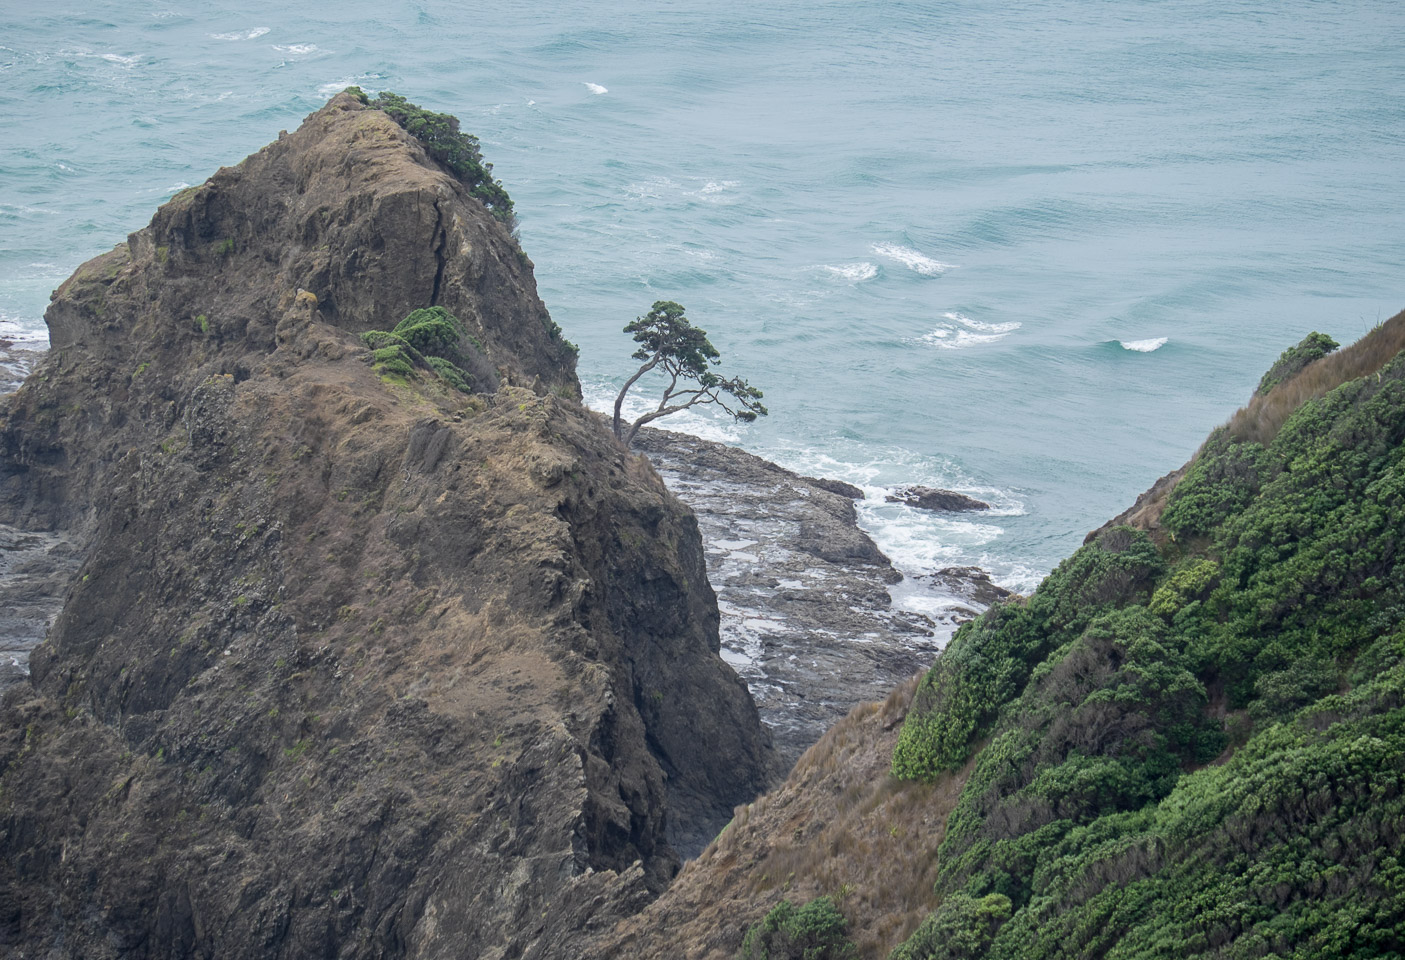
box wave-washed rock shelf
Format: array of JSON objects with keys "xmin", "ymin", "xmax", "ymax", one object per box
[{"xmin": 635, "ymin": 427, "xmax": 1010, "ymax": 769}]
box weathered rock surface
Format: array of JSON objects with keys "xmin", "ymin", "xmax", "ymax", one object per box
[
  {"xmin": 0, "ymin": 525, "xmax": 78, "ymax": 688},
  {"xmin": 0, "ymin": 93, "xmax": 776, "ymax": 959},
  {"xmin": 884, "ymin": 485, "xmax": 989, "ymax": 512},
  {"xmin": 916, "ymin": 565, "xmax": 1015, "ymax": 611},
  {"xmin": 0, "ymin": 341, "xmax": 44, "ymax": 399},
  {"xmin": 634, "ymin": 429, "xmax": 949, "ymax": 769}
]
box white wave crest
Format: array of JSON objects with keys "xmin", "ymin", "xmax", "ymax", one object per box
[
  {"xmin": 583, "ymin": 82, "xmax": 608, "ymax": 95},
  {"xmin": 871, "ymin": 242, "xmax": 953, "ymax": 276},
  {"xmin": 0, "ymin": 312, "xmax": 50, "ymax": 346},
  {"xmin": 917, "ymin": 311, "xmax": 1020, "ymax": 349},
  {"xmin": 1119, "ymin": 337, "xmax": 1168, "ymax": 352},
  {"xmin": 273, "ymin": 44, "xmax": 318, "ymax": 55},
  {"xmin": 100, "ymin": 53, "xmax": 141, "ymax": 66},
  {"xmin": 821, "ymin": 262, "xmax": 878, "ymax": 283},
  {"xmin": 211, "ymin": 27, "xmax": 270, "ymax": 41},
  {"xmin": 317, "ymin": 74, "xmax": 386, "ymax": 98}
]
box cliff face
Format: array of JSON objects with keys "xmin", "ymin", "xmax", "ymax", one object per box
[
  {"xmin": 0, "ymin": 93, "xmax": 775, "ymax": 958},
  {"xmin": 588, "ymin": 314, "xmax": 1405, "ymax": 960}
]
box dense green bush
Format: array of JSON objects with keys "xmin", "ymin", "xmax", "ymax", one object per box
[
  {"xmin": 891, "ymin": 528, "xmax": 1164, "ymax": 780},
  {"xmin": 886, "ymin": 335, "xmax": 1405, "ymax": 958},
  {"xmin": 393, "ymin": 307, "xmax": 472, "ymax": 361},
  {"xmin": 348, "ymin": 87, "xmax": 515, "ymax": 227},
  {"xmin": 1256, "ymin": 331, "xmax": 1339, "ymax": 396},
  {"xmin": 738, "ymin": 897, "xmax": 858, "ymax": 960},
  {"xmin": 360, "ymin": 307, "xmax": 475, "ymax": 393},
  {"xmin": 889, "ymin": 894, "xmax": 1011, "ymax": 960}
]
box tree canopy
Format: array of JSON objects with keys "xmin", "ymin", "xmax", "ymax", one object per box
[{"xmin": 611, "ymin": 300, "xmax": 767, "ymax": 446}]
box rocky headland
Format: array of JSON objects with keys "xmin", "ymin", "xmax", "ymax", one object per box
[
  {"xmin": 0, "ymin": 92, "xmax": 777, "ymax": 958},
  {"xmin": 4, "ymin": 86, "xmax": 1393, "ymax": 960}
]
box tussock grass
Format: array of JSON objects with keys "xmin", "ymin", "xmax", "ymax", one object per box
[
  {"xmin": 1227, "ymin": 308, "xmax": 1405, "ymax": 446},
  {"xmin": 698, "ymin": 676, "xmax": 970, "ymax": 958}
]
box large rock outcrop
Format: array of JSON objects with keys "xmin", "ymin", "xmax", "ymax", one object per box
[{"xmin": 0, "ymin": 93, "xmax": 776, "ymax": 958}]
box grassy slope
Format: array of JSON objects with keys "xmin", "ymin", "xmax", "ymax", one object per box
[{"xmin": 889, "ymin": 311, "xmax": 1405, "ymax": 959}]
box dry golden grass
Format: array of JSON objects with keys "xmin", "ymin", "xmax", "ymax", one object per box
[
  {"xmin": 591, "ymin": 674, "xmax": 974, "ymax": 959},
  {"xmin": 1227, "ymin": 308, "xmax": 1405, "ymax": 446}
]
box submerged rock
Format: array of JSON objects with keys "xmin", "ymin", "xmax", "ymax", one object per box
[
  {"xmin": 885, "ymin": 485, "xmax": 989, "ymax": 512},
  {"xmin": 918, "ymin": 565, "xmax": 1016, "ymax": 611}
]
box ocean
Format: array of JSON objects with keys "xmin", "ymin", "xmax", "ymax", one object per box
[{"xmin": 3, "ymin": 0, "xmax": 1403, "ymax": 604}]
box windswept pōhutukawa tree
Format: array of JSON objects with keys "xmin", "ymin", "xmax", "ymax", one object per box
[{"xmin": 612, "ymin": 300, "xmax": 767, "ymax": 446}]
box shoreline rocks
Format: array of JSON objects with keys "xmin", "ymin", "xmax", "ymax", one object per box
[
  {"xmin": 884, "ymin": 485, "xmax": 989, "ymax": 512},
  {"xmin": 634, "ymin": 428, "xmax": 1008, "ymax": 770}
]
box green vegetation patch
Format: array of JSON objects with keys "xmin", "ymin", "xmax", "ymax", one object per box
[
  {"xmin": 347, "ymin": 87, "xmax": 514, "ymax": 227},
  {"xmin": 737, "ymin": 897, "xmax": 858, "ymax": 960},
  {"xmin": 889, "ymin": 894, "xmax": 1011, "ymax": 960},
  {"xmin": 1256, "ymin": 331, "xmax": 1339, "ymax": 396},
  {"xmin": 360, "ymin": 307, "xmax": 475, "ymax": 393},
  {"xmin": 886, "ymin": 337, "xmax": 1405, "ymax": 958}
]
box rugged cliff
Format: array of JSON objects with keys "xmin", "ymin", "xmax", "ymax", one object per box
[
  {"xmin": 0, "ymin": 92, "xmax": 776, "ymax": 958},
  {"xmin": 587, "ymin": 313, "xmax": 1405, "ymax": 959}
]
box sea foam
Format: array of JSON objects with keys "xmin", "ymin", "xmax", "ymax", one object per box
[
  {"xmin": 919, "ymin": 312, "xmax": 1021, "ymax": 349},
  {"xmin": 583, "ymin": 82, "xmax": 608, "ymax": 95},
  {"xmin": 1119, "ymin": 337, "xmax": 1168, "ymax": 352},
  {"xmin": 871, "ymin": 242, "xmax": 953, "ymax": 276},
  {"xmin": 211, "ymin": 27, "xmax": 270, "ymax": 40},
  {"xmin": 821, "ymin": 262, "xmax": 878, "ymax": 283}
]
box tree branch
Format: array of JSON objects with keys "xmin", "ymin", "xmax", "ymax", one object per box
[{"xmin": 613, "ymin": 356, "xmax": 661, "ymax": 439}]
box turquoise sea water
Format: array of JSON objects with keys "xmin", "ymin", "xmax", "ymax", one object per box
[{"xmin": 3, "ymin": 1, "xmax": 1403, "ymax": 594}]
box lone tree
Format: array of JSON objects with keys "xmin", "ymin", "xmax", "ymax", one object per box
[{"xmin": 612, "ymin": 300, "xmax": 767, "ymax": 446}]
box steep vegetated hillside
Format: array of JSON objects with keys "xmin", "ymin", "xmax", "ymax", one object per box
[
  {"xmin": 0, "ymin": 92, "xmax": 777, "ymax": 958},
  {"xmin": 885, "ymin": 315, "xmax": 1405, "ymax": 959},
  {"xmin": 599, "ymin": 313, "xmax": 1405, "ymax": 959}
]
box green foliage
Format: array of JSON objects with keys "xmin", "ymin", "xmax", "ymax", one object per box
[
  {"xmin": 1256, "ymin": 331, "xmax": 1339, "ymax": 396},
  {"xmin": 889, "ymin": 894, "xmax": 1012, "ymax": 960},
  {"xmin": 614, "ymin": 300, "xmax": 767, "ymax": 446},
  {"xmin": 394, "ymin": 307, "xmax": 468, "ymax": 360},
  {"xmin": 885, "ymin": 336, "xmax": 1405, "ymax": 957},
  {"xmin": 361, "ymin": 307, "xmax": 478, "ymax": 392},
  {"xmin": 1160, "ymin": 430, "xmax": 1269, "ymax": 540},
  {"xmin": 892, "ymin": 527, "xmax": 1164, "ymax": 780},
  {"xmin": 1147, "ymin": 557, "xmax": 1219, "ymax": 618},
  {"xmin": 738, "ymin": 897, "xmax": 858, "ymax": 960},
  {"xmin": 359, "ymin": 90, "xmax": 515, "ymax": 227},
  {"xmin": 371, "ymin": 345, "xmax": 416, "ymax": 378},
  {"xmin": 360, "ymin": 330, "xmax": 412, "ymax": 352},
  {"xmin": 426, "ymin": 356, "xmax": 473, "ymax": 394}
]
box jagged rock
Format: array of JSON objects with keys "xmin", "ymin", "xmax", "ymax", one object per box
[
  {"xmin": 0, "ymin": 93, "xmax": 776, "ymax": 959},
  {"xmin": 0, "ymin": 341, "xmax": 43, "ymax": 398},
  {"xmin": 804, "ymin": 476, "xmax": 864, "ymax": 499},
  {"xmin": 885, "ymin": 485, "xmax": 989, "ymax": 512},
  {"xmin": 917, "ymin": 566, "xmax": 1016, "ymax": 609},
  {"xmin": 633, "ymin": 428, "xmax": 946, "ymax": 769}
]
